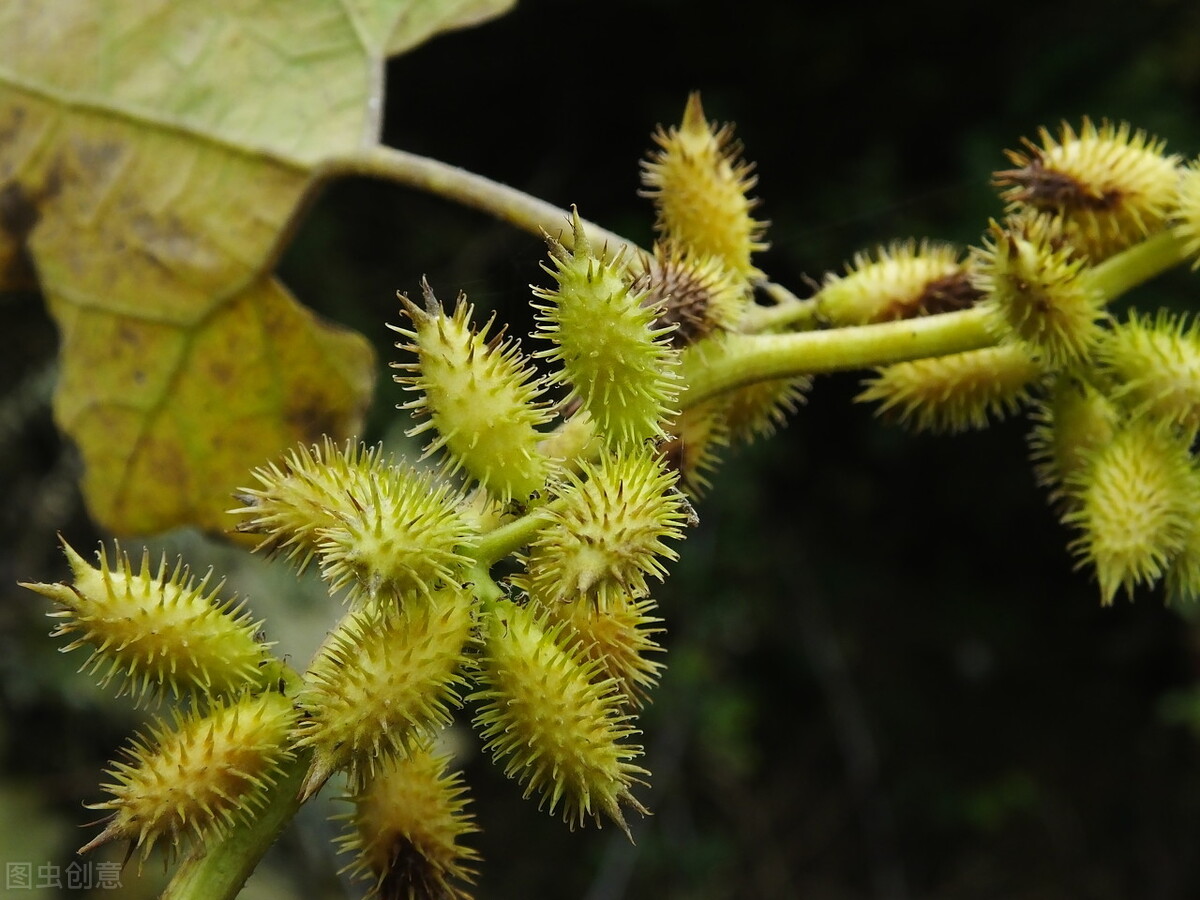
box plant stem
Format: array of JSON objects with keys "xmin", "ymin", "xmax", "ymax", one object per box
[
  {"xmin": 682, "ymin": 306, "xmax": 997, "ymax": 408},
  {"xmin": 470, "ymin": 505, "xmax": 555, "ymax": 569},
  {"xmin": 741, "ymin": 282, "xmax": 822, "ymax": 332},
  {"xmin": 1085, "ymin": 230, "xmax": 1189, "ymax": 300},
  {"xmin": 324, "ymin": 145, "xmax": 641, "ymax": 255}
]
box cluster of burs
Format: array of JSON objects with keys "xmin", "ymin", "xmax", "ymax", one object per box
[
  {"xmin": 24, "ymin": 92, "xmax": 1200, "ymax": 896},
  {"xmin": 22, "ymin": 94, "xmax": 795, "ymax": 897}
]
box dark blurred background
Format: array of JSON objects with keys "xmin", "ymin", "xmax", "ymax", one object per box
[{"xmin": 7, "ymin": 0, "xmax": 1200, "ymax": 897}]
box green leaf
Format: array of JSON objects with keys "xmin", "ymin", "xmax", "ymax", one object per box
[{"xmin": 0, "ymin": 0, "xmax": 515, "ymax": 535}]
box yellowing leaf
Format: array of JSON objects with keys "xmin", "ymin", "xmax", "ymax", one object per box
[{"xmin": 0, "ymin": 0, "xmax": 515, "ymax": 535}]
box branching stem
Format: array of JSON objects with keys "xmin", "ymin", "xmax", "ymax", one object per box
[
  {"xmin": 682, "ymin": 307, "xmax": 997, "ymax": 408},
  {"xmin": 324, "ymin": 145, "xmax": 641, "ymax": 256}
]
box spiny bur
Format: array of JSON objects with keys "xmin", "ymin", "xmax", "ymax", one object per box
[
  {"xmin": 232, "ymin": 438, "xmax": 385, "ymax": 571},
  {"xmin": 533, "ymin": 211, "xmax": 681, "ymax": 448},
  {"xmin": 1027, "ymin": 376, "xmax": 1121, "ymax": 509},
  {"xmin": 629, "ymin": 243, "xmax": 747, "ymax": 347},
  {"xmin": 640, "ymin": 92, "xmax": 768, "ymax": 280},
  {"xmin": 335, "ymin": 745, "xmax": 479, "ymax": 900},
  {"xmin": 857, "ymin": 343, "xmax": 1044, "ymax": 434},
  {"xmin": 22, "ymin": 539, "xmax": 277, "ymax": 705},
  {"xmin": 472, "ymin": 601, "xmax": 649, "ymax": 836},
  {"xmin": 1063, "ymin": 417, "xmax": 1198, "ymax": 604},
  {"xmin": 534, "ymin": 590, "xmax": 666, "ymax": 708},
  {"xmin": 659, "ymin": 398, "xmax": 730, "ymax": 496},
  {"xmin": 295, "ymin": 589, "xmax": 476, "ymax": 797},
  {"xmin": 517, "ymin": 447, "xmax": 691, "ymax": 610},
  {"xmin": 815, "ymin": 241, "xmax": 982, "ymax": 326},
  {"xmin": 235, "ymin": 440, "xmax": 475, "ymax": 606},
  {"xmin": 1173, "ymin": 158, "xmax": 1200, "ymax": 267},
  {"xmin": 1098, "ymin": 311, "xmax": 1200, "ymax": 432},
  {"xmin": 993, "ymin": 118, "xmax": 1180, "ymax": 260},
  {"xmin": 1166, "ymin": 467, "xmax": 1200, "ymax": 603},
  {"xmin": 392, "ymin": 279, "xmax": 554, "ymax": 503},
  {"xmin": 80, "ymin": 690, "xmax": 297, "ymax": 863},
  {"xmin": 677, "ymin": 334, "xmax": 808, "ymax": 448},
  {"xmin": 719, "ymin": 374, "xmax": 811, "ymax": 444},
  {"xmin": 315, "ymin": 464, "xmax": 474, "ymax": 606},
  {"xmin": 975, "ymin": 220, "xmax": 1107, "ymax": 365}
]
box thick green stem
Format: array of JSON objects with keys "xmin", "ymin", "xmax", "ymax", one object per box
[
  {"xmin": 741, "ymin": 282, "xmax": 822, "ymax": 332},
  {"xmin": 682, "ymin": 306, "xmax": 997, "ymax": 408},
  {"xmin": 1084, "ymin": 230, "xmax": 1189, "ymax": 300},
  {"xmin": 324, "ymin": 145, "xmax": 641, "ymax": 255},
  {"xmin": 469, "ymin": 504, "xmax": 560, "ymax": 569}
]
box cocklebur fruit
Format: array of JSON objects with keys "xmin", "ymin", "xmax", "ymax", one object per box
[
  {"xmin": 79, "ymin": 690, "xmax": 297, "ymax": 862},
  {"xmin": 472, "ymin": 601, "xmax": 648, "ymax": 836},
  {"xmin": 22, "ymin": 539, "xmax": 277, "ymax": 705},
  {"xmin": 315, "ymin": 464, "xmax": 475, "ymax": 606},
  {"xmin": 1063, "ymin": 417, "xmax": 1198, "ymax": 604},
  {"xmin": 535, "ymin": 590, "xmax": 665, "ymax": 708},
  {"xmin": 629, "ymin": 243, "xmax": 747, "ymax": 347},
  {"xmin": 1097, "ymin": 311, "xmax": 1200, "ymax": 432},
  {"xmin": 295, "ymin": 588, "xmax": 475, "ymax": 797},
  {"xmin": 974, "ymin": 220, "xmax": 1108, "ymax": 365},
  {"xmin": 393, "ymin": 280, "xmax": 553, "ymax": 503},
  {"xmin": 1173, "ymin": 158, "xmax": 1200, "ymax": 267},
  {"xmin": 640, "ymin": 92, "xmax": 768, "ymax": 280},
  {"xmin": 235, "ymin": 439, "xmax": 474, "ymax": 605},
  {"xmin": 857, "ymin": 343, "xmax": 1044, "ymax": 434},
  {"xmin": 518, "ymin": 447, "xmax": 690, "ymax": 610},
  {"xmin": 1027, "ymin": 376, "xmax": 1121, "ymax": 508},
  {"xmin": 815, "ymin": 240, "xmax": 982, "ymax": 326},
  {"xmin": 994, "ymin": 118, "xmax": 1181, "ymax": 261},
  {"xmin": 720, "ymin": 374, "xmax": 811, "ymax": 444},
  {"xmin": 533, "ymin": 213, "xmax": 681, "ymax": 448},
  {"xmin": 676, "ymin": 334, "xmax": 808, "ymax": 450},
  {"xmin": 335, "ymin": 745, "xmax": 479, "ymax": 900},
  {"xmin": 659, "ymin": 398, "xmax": 730, "ymax": 496},
  {"xmin": 1166, "ymin": 465, "xmax": 1200, "ymax": 603},
  {"xmin": 232, "ymin": 438, "xmax": 385, "ymax": 571}
]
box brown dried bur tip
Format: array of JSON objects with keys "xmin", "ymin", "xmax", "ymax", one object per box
[
  {"xmin": 629, "ymin": 246, "xmax": 746, "ymax": 347},
  {"xmin": 993, "ymin": 118, "xmax": 1180, "ymax": 260}
]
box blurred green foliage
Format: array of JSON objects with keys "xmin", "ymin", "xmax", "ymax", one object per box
[{"xmin": 7, "ymin": 0, "xmax": 1200, "ymax": 897}]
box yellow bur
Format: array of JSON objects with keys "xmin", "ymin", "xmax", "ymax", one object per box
[
  {"xmin": 235, "ymin": 439, "xmax": 475, "ymax": 605},
  {"xmin": 815, "ymin": 240, "xmax": 981, "ymax": 326},
  {"xmin": 533, "ymin": 212, "xmax": 681, "ymax": 448},
  {"xmin": 535, "ymin": 590, "xmax": 666, "ymax": 709},
  {"xmin": 1098, "ymin": 311, "xmax": 1200, "ymax": 431},
  {"xmin": 975, "ymin": 220, "xmax": 1108, "ymax": 366},
  {"xmin": 994, "ymin": 118, "xmax": 1180, "ymax": 261},
  {"xmin": 640, "ymin": 92, "xmax": 768, "ymax": 281},
  {"xmin": 335, "ymin": 746, "xmax": 479, "ymax": 900},
  {"xmin": 393, "ymin": 280, "xmax": 553, "ymax": 504},
  {"xmin": 295, "ymin": 589, "xmax": 476, "ymax": 797},
  {"xmin": 23, "ymin": 539, "xmax": 278, "ymax": 705},
  {"xmin": 79, "ymin": 691, "xmax": 297, "ymax": 863},
  {"xmin": 518, "ymin": 447, "xmax": 691, "ymax": 610},
  {"xmin": 1027, "ymin": 376, "xmax": 1121, "ymax": 509},
  {"xmin": 857, "ymin": 343, "xmax": 1044, "ymax": 434},
  {"xmin": 472, "ymin": 601, "xmax": 648, "ymax": 836},
  {"xmin": 1064, "ymin": 417, "xmax": 1199, "ymax": 604},
  {"xmin": 232, "ymin": 438, "xmax": 386, "ymax": 571}
]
